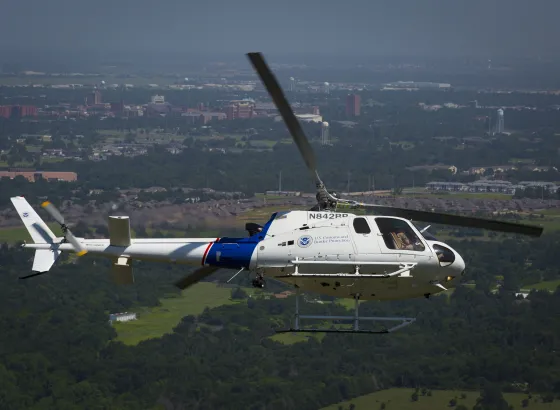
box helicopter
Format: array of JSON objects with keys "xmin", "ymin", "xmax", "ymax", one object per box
[{"xmin": 9, "ymin": 52, "xmax": 543, "ymax": 334}]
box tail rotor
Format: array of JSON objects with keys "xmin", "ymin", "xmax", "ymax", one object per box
[{"xmin": 41, "ymin": 201, "xmax": 88, "ymax": 257}]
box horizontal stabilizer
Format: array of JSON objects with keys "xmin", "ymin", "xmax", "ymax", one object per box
[{"xmin": 32, "ymin": 249, "xmax": 61, "ymax": 272}]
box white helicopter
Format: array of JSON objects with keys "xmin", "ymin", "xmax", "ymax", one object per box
[{"xmin": 10, "ymin": 52, "xmax": 543, "ymax": 334}]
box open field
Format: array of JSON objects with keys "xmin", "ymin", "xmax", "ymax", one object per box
[
  {"xmin": 523, "ymin": 279, "xmax": 560, "ymax": 292},
  {"xmin": 0, "ymin": 223, "xmax": 62, "ymax": 242},
  {"xmin": 321, "ymin": 388, "xmax": 558, "ymax": 410},
  {"xmin": 268, "ymin": 332, "xmax": 326, "ymax": 345},
  {"xmin": 113, "ymin": 282, "xmax": 261, "ymax": 345}
]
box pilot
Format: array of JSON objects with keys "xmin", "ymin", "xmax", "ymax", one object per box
[{"xmin": 394, "ymin": 229, "xmax": 414, "ymax": 250}]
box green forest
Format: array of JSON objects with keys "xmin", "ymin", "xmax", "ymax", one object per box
[{"xmin": 0, "ymin": 229, "xmax": 559, "ymax": 409}]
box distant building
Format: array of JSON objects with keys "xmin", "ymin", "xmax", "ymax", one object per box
[
  {"xmin": 87, "ymin": 90, "xmax": 102, "ymax": 105},
  {"xmin": 151, "ymin": 94, "xmax": 165, "ymax": 104},
  {"xmin": 225, "ymin": 101, "xmax": 254, "ymax": 120},
  {"xmin": 109, "ymin": 312, "xmax": 137, "ymax": 324},
  {"xmin": 321, "ymin": 121, "xmax": 330, "ymax": 145},
  {"xmin": 0, "ymin": 105, "xmax": 38, "ymax": 118},
  {"xmin": 495, "ymin": 108, "xmax": 505, "ymax": 134},
  {"xmin": 182, "ymin": 111, "xmax": 226, "ymax": 125},
  {"xmin": 111, "ymin": 101, "xmax": 124, "ymax": 113},
  {"xmin": 293, "ymin": 113, "xmax": 322, "ymax": 123},
  {"xmin": 0, "ymin": 170, "xmax": 77, "ymax": 182},
  {"xmin": 265, "ymin": 191, "xmax": 301, "ymax": 196},
  {"xmin": 424, "ymin": 179, "xmax": 544, "ymax": 195},
  {"xmin": 383, "ymin": 81, "xmax": 452, "ymax": 90},
  {"xmin": 345, "ymin": 94, "xmax": 361, "ymax": 117}
]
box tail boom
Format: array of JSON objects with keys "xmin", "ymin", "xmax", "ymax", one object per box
[{"xmin": 23, "ymin": 238, "xmax": 221, "ymax": 266}]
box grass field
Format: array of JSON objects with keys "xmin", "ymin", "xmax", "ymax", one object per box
[
  {"xmin": 522, "ymin": 279, "xmax": 560, "ymax": 292},
  {"xmin": 268, "ymin": 332, "xmax": 326, "ymax": 345},
  {"xmin": 321, "ymin": 388, "xmax": 558, "ymax": 410},
  {"xmin": 113, "ymin": 282, "xmax": 260, "ymax": 345},
  {"xmin": 0, "ymin": 223, "xmax": 61, "ymax": 243}
]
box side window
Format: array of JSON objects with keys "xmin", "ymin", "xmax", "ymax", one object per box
[
  {"xmin": 374, "ymin": 217, "xmax": 425, "ymax": 252},
  {"xmin": 433, "ymin": 244, "xmax": 455, "ymax": 267},
  {"xmin": 353, "ymin": 217, "xmax": 371, "ymax": 234}
]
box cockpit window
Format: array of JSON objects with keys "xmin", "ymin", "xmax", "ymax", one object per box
[
  {"xmin": 375, "ymin": 217, "xmax": 426, "ymax": 252},
  {"xmin": 353, "ymin": 217, "xmax": 371, "ymax": 234},
  {"xmin": 421, "ymin": 230, "xmax": 438, "ymax": 241},
  {"xmin": 433, "ymin": 244, "xmax": 455, "ymax": 267}
]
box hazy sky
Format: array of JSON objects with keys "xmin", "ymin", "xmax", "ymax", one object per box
[{"xmin": 0, "ymin": 0, "xmax": 557, "ymax": 57}]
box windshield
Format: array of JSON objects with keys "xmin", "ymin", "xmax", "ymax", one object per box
[{"xmin": 420, "ymin": 230, "xmax": 439, "ymax": 241}]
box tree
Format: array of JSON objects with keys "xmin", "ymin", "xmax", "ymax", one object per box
[
  {"xmin": 473, "ymin": 383, "xmax": 510, "ymax": 410},
  {"xmin": 231, "ymin": 287, "xmax": 248, "ymax": 300}
]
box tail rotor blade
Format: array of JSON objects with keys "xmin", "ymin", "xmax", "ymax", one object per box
[
  {"xmin": 65, "ymin": 230, "xmax": 88, "ymax": 257},
  {"xmin": 41, "ymin": 200, "xmax": 88, "ymax": 255},
  {"xmin": 41, "ymin": 201, "xmax": 65, "ymax": 225}
]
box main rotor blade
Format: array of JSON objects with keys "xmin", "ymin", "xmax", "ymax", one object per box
[
  {"xmin": 247, "ymin": 52, "xmax": 322, "ymax": 187},
  {"xmin": 351, "ymin": 203, "xmax": 543, "ymax": 237},
  {"xmin": 174, "ymin": 266, "xmax": 220, "ymax": 290}
]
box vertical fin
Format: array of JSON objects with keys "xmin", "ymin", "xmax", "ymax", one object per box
[{"xmin": 10, "ymin": 196, "xmax": 56, "ymax": 244}]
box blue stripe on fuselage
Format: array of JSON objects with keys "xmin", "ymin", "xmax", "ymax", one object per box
[{"xmin": 204, "ymin": 212, "xmax": 277, "ymax": 269}]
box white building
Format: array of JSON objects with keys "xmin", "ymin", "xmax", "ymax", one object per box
[
  {"xmin": 295, "ymin": 113, "xmax": 323, "ymax": 123},
  {"xmin": 151, "ymin": 94, "xmax": 165, "ymax": 104},
  {"xmin": 109, "ymin": 312, "xmax": 137, "ymax": 324}
]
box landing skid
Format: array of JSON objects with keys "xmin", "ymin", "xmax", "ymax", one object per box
[{"xmin": 275, "ymin": 287, "xmax": 416, "ymax": 335}]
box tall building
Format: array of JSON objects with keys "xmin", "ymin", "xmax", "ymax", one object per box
[
  {"xmin": 225, "ymin": 101, "xmax": 254, "ymax": 120},
  {"xmin": 321, "ymin": 122, "xmax": 330, "ymax": 146},
  {"xmin": 496, "ymin": 109, "xmax": 504, "ymax": 134},
  {"xmin": 289, "ymin": 77, "xmax": 295, "ymax": 91},
  {"xmin": 345, "ymin": 94, "xmax": 361, "ymax": 117},
  {"xmin": 88, "ymin": 90, "xmax": 102, "ymax": 105}
]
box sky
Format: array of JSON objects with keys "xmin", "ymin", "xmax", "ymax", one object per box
[{"xmin": 0, "ymin": 0, "xmax": 557, "ymax": 58}]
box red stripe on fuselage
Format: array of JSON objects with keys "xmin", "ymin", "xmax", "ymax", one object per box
[{"xmin": 201, "ymin": 238, "xmax": 220, "ymax": 266}]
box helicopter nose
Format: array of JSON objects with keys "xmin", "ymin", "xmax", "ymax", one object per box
[
  {"xmin": 442, "ymin": 250, "xmax": 465, "ymax": 288},
  {"xmin": 452, "ymin": 251, "xmax": 466, "ymax": 279},
  {"xmin": 432, "ymin": 243, "xmax": 465, "ymax": 286}
]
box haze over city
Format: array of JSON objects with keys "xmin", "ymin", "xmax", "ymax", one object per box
[{"xmin": 1, "ymin": 0, "xmax": 559, "ymax": 59}]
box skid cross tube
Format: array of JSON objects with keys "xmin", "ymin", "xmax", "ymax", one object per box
[{"xmin": 275, "ymin": 287, "xmax": 416, "ymax": 334}]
